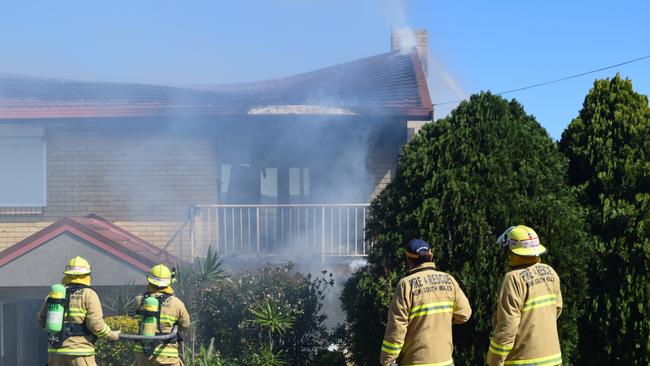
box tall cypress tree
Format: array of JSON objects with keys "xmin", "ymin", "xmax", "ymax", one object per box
[
  {"xmin": 560, "ymin": 74, "xmax": 650, "ymax": 365},
  {"xmin": 341, "ymin": 92, "xmax": 589, "ymax": 365}
]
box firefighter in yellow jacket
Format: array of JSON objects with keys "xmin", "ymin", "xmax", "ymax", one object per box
[
  {"xmin": 133, "ymin": 264, "xmax": 190, "ymax": 366},
  {"xmin": 487, "ymin": 225, "xmax": 563, "ymax": 366},
  {"xmin": 37, "ymin": 256, "xmax": 120, "ymax": 366},
  {"xmin": 381, "ymin": 239, "xmax": 472, "ymax": 366}
]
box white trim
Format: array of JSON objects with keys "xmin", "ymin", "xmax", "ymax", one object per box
[
  {"xmin": 42, "ymin": 134, "xmax": 47, "ymax": 207},
  {"xmin": 0, "ymin": 302, "xmax": 4, "ymax": 361},
  {"xmin": 0, "ymin": 126, "xmax": 43, "ymax": 137},
  {"xmin": 194, "ymin": 203, "xmax": 370, "ymax": 208}
]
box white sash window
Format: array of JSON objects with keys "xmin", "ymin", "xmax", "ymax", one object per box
[{"xmin": 0, "ymin": 126, "xmax": 46, "ymax": 207}]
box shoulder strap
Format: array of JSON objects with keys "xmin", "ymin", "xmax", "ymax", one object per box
[
  {"xmin": 157, "ymin": 294, "xmax": 172, "ymax": 307},
  {"xmin": 63, "ymin": 285, "xmax": 87, "ymax": 321},
  {"xmin": 138, "ymin": 291, "xmax": 151, "ymax": 310},
  {"xmin": 136, "ymin": 291, "xmax": 154, "ymax": 317},
  {"xmin": 156, "ymin": 294, "xmax": 175, "ymax": 333}
]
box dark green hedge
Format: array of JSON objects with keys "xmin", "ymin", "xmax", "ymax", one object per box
[
  {"xmin": 560, "ymin": 74, "xmax": 650, "ymax": 365},
  {"xmin": 342, "ymin": 92, "xmax": 590, "ymax": 365}
]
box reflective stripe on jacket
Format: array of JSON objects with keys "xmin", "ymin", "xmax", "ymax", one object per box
[
  {"xmin": 133, "ymin": 292, "xmax": 190, "ymax": 358},
  {"xmin": 37, "ymin": 287, "xmax": 113, "ymax": 356},
  {"xmin": 380, "ymin": 262, "xmax": 472, "ymax": 366},
  {"xmin": 487, "ymin": 262, "xmax": 563, "ymax": 366}
]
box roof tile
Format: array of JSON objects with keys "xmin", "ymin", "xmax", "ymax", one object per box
[
  {"xmin": 0, "ymin": 51, "xmax": 432, "ymax": 119},
  {"xmin": 0, "ymin": 214, "xmax": 178, "ymax": 272}
]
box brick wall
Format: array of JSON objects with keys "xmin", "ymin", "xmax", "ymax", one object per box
[
  {"xmin": 407, "ymin": 120, "xmax": 430, "ymax": 139},
  {"xmin": 368, "ymin": 120, "xmax": 429, "ymax": 199},
  {"xmin": 0, "ymin": 125, "xmax": 218, "ymax": 258},
  {"xmin": 368, "ymin": 147, "xmax": 399, "ymax": 199}
]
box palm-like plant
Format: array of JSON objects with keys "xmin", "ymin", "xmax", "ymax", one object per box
[
  {"xmin": 197, "ymin": 246, "xmax": 227, "ymax": 284},
  {"xmin": 248, "ymin": 299, "xmax": 294, "ymax": 366},
  {"xmin": 176, "ymin": 246, "xmax": 227, "ymax": 305},
  {"xmin": 175, "ymin": 246, "xmax": 228, "ymax": 358},
  {"xmin": 249, "ymin": 300, "xmax": 294, "ymax": 336},
  {"xmin": 250, "ymin": 346, "xmax": 286, "ymax": 366},
  {"xmin": 104, "ymin": 280, "xmax": 137, "ymax": 316}
]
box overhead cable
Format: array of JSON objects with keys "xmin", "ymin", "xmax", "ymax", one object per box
[{"xmin": 432, "ymin": 54, "xmax": 650, "ymax": 106}]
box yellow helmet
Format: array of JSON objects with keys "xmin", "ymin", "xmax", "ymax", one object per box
[
  {"xmin": 63, "ymin": 256, "xmax": 92, "ymax": 275},
  {"xmin": 497, "ymin": 225, "xmax": 547, "ymax": 257},
  {"xmin": 147, "ymin": 264, "xmax": 174, "ymax": 287}
]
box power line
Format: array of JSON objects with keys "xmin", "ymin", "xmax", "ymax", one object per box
[{"xmin": 432, "ymin": 54, "xmax": 650, "ymax": 106}]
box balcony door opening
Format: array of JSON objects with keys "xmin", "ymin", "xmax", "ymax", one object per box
[{"xmin": 220, "ymin": 164, "xmax": 310, "ymax": 205}]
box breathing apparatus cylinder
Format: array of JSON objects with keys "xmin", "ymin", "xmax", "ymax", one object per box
[
  {"xmin": 46, "ymin": 284, "xmax": 66, "ymax": 334},
  {"xmin": 141, "ymin": 297, "xmax": 160, "ymax": 337}
]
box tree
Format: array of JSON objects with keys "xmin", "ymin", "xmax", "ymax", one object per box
[
  {"xmin": 559, "ymin": 74, "xmax": 650, "ymax": 365},
  {"xmin": 341, "ymin": 92, "xmax": 590, "ymax": 365}
]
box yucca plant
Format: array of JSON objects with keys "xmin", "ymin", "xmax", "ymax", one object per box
[
  {"xmin": 182, "ymin": 338, "xmax": 220, "ymax": 366},
  {"xmin": 175, "ymin": 246, "xmax": 228, "ymax": 356},
  {"xmin": 250, "ymin": 346, "xmax": 286, "ymax": 366},
  {"xmin": 248, "ymin": 299, "xmax": 295, "ymax": 366},
  {"xmin": 103, "ymin": 280, "xmax": 137, "ymax": 316}
]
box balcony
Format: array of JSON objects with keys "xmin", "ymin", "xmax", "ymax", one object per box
[{"xmin": 189, "ymin": 204, "xmax": 371, "ymax": 260}]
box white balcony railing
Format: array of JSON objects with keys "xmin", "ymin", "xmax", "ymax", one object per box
[{"xmin": 189, "ymin": 204, "xmax": 371, "ymax": 260}]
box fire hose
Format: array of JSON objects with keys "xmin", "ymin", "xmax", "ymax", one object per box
[
  {"xmin": 117, "ymin": 325, "xmax": 179, "ymax": 341},
  {"xmin": 117, "ymin": 325, "xmax": 185, "ymax": 359}
]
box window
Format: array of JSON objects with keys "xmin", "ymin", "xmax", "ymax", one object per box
[
  {"xmin": 260, "ymin": 168, "xmax": 278, "ymax": 204},
  {"xmin": 289, "ymin": 167, "xmax": 310, "ymax": 203},
  {"xmin": 218, "ymin": 164, "xmax": 310, "ymax": 204},
  {"xmin": 0, "ymin": 126, "xmax": 46, "ymax": 207}
]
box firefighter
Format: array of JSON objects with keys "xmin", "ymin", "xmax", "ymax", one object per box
[
  {"xmin": 380, "ymin": 239, "xmax": 472, "ymax": 366},
  {"xmin": 133, "ymin": 263, "xmax": 190, "ymax": 366},
  {"xmin": 37, "ymin": 256, "xmax": 120, "ymax": 366},
  {"xmin": 486, "ymin": 225, "xmax": 563, "ymax": 366}
]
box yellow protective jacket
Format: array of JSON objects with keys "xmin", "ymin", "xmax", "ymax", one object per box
[
  {"xmin": 133, "ymin": 290, "xmax": 191, "ymax": 358},
  {"xmin": 487, "ymin": 262, "xmax": 563, "ymax": 366},
  {"xmin": 381, "ymin": 262, "xmax": 472, "ymax": 366},
  {"xmin": 37, "ymin": 285, "xmax": 116, "ymax": 356}
]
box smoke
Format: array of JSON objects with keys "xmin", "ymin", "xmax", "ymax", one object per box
[
  {"xmin": 392, "ymin": 28, "xmax": 418, "ymax": 55},
  {"xmin": 248, "ymin": 104, "xmax": 356, "ymax": 115},
  {"xmin": 384, "ymin": 0, "xmax": 468, "ymax": 118},
  {"xmin": 0, "ymin": 1, "xmax": 425, "ymax": 332}
]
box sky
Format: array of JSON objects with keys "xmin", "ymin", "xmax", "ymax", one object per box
[{"xmin": 1, "ymin": 0, "xmax": 648, "ymax": 139}]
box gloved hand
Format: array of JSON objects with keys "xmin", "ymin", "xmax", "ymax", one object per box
[{"xmin": 107, "ymin": 330, "xmax": 121, "ymax": 342}]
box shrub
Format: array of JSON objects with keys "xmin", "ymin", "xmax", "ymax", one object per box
[
  {"xmin": 182, "ymin": 338, "xmax": 240, "ymax": 366},
  {"xmin": 95, "ymin": 315, "xmax": 139, "ymax": 365},
  {"xmin": 313, "ymin": 349, "xmax": 347, "ymax": 366},
  {"xmin": 196, "ymin": 263, "xmax": 334, "ymax": 366}
]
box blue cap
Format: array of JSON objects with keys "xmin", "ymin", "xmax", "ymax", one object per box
[{"xmin": 405, "ymin": 239, "xmax": 431, "ymax": 258}]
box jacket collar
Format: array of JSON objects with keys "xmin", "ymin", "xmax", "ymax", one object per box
[
  {"xmin": 147, "ymin": 284, "xmax": 174, "ymax": 295},
  {"xmin": 408, "ymin": 261, "xmax": 436, "ymax": 274}
]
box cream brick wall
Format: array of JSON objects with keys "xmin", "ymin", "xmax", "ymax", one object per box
[
  {"xmin": 0, "ymin": 125, "xmax": 218, "ymax": 259},
  {"xmin": 368, "ymin": 148, "xmax": 398, "ymax": 199},
  {"xmin": 368, "ymin": 121, "xmax": 429, "ymax": 199}
]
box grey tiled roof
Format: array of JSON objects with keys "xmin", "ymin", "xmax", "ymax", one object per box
[{"xmin": 0, "ymin": 51, "xmax": 432, "ymax": 119}]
